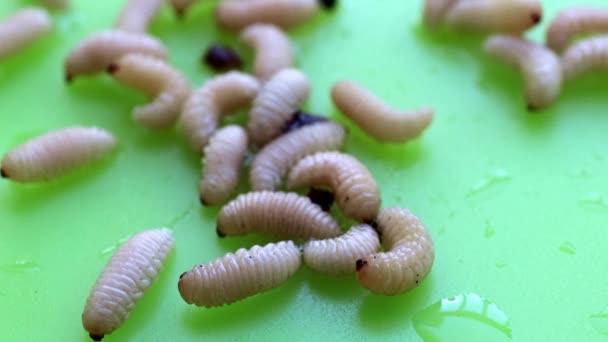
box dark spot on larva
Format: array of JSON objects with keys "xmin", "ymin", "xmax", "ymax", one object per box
[
  {"xmin": 531, "ymin": 12, "xmax": 542, "ymax": 25},
  {"xmin": 281, "ymin": 110, "xmax": 328, "ymax": 134},
  {"xmin": 307, "ymin": 188, "xmax": 334, "ymax": 211},
  {"xmin": 216, "ymin": 227, "xmax": 226, "ymax": 238},
  {"xmin": 179, "ymin": 272, "xmax": 187, "ymax": 279},
  {"xmin": 106, "ymin": 63, "xmax": 119, "ymax": 74},
  {"xmin": 248, "ymin": 255, "xmax": 252, "ymax": 259},
  {"xmin": 89, "ymin": 333, "xmax": 104, "ymax": 341},
  {"xmin": 355, "ymin": 259, "xmax": 367, "ymax": 271},
  {"xmin": 65, "ymin": 73, "xmax": 73, "ymax": 83},
  {"xmin": 415, "ymin": 280, "xmax": 419, "ymax": 284},
  {"xmin": 203, "ymin": 44, "xmax": 243, "ymax": 72},
  {"xmin": 1, "ymin": 168, "xmax": 8, "ymax": 179},
  {"xmin": 318, "ymin": 0, "xmax": 337, "ymax": 10}
]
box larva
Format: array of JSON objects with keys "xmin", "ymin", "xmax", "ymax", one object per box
[
  {"xmin": 241, "ymin": 23, "xmax": 293, "ymax": 81},
  {"xmin": 180, "ymin": 71, "xmax": 260, "ymax": 152},
  {"xmin": 41, "ymin": 0, "xmax": 69, "ymax": 9},
  {"xmin": 546, "ymin": 6, "xmax": 608, "ymax": 53},
  {"xmin": 216, "ymin": 0, "xmax": 322, "ymax": 31},
  {"xmin": 331, "ymin": 80, "xmax": 433, "ymax": 143},
  {"xmin": 282, "ymin": 110, "xmax": 328, "ymax": 134},
  {"xmin": 423, "ymin": 0, "xmax": 457, "ymax": 27},
  {"xmin": 82, "ymin": 228, "xmax": 175, "ymax": 341},
  {"xmin": 445, "ymin": 0, "xmax": 542, "ymax": 34},
  {"xmin": 247, "ymin": 68, "xmax": 311, "ymax": 147},
  {"xmin": 108, "ymin": 53, "xmax": 191, "ymax": 129},
  {"xmin": 169, "ymin": 0, "xmax": 197, "ymax": 17},
  {"xmin": 303, "ymin": 224, "xmax": 380, "ymax": 276},
  {"xmin": 1, "ymin": 127, "xmax": 116, "ymax": 183},
  {"xmin": 287, "ymin": 151, "xmax": 381, "ymax": 223},
  {"xmin": 250, "ymin": 121, "xmax": 346, "ymax": 191},
  {"xmin": 217, "ymin": 191, "xmax": 342, "ymax": 239},
  {"xmin": 115, "ymin": 0, "xmax": 163, "ymax": 33},
  {"xmin": 178, "ymin": 241, "xmax": 301, "ymax": 308},
  {"xmin": 64, "ymin": 30, "xmax": 167, "ymax": 82},
  {"xmin": 0, "ymin": 8, "xmax": 52, "ymax": 61},
  {"xmin": 356, "ymin": 208, "xmax": 434, "ymax": 296},
  {"xmin": 200, "ymin": 125, "xmax": 248, "ymax": 206},
  {"xmin": 561, "ymin": 36, "xmax": 608, "ymax": 81},
  {"xmin": 203, "ymin": 44, "xmax": 243, "ymax": 72},
  {"xmin": 484, "ymin": 35, "xmax": 562, "ymax": 110}
]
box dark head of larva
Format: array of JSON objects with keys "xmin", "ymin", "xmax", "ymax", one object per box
[
  {"xmin": 203, "ymin": 44, "xmax": 243, "ymax": 72},
  {"xmin": 307, "ymin": 188, "xmax": 334, "ymax": 212},
  {"xmin": 0, "ymin": 168, "xmax": 8, "ymax": 179},
  {"xmin": 216, "ymin": 227, "xmax": 226, "ymax": 238},
  {"xmin": 200, "ymin": 196, "xmax": 208, "ymax": 207},
  {"xmin": 106, "ymin": 63, "xmax": 120, "ymax": 74},
  {"xmin": 281, "ymin": 110, "xmax": 328, "ymax": 134},
  {"xmin": 318, "ymin": 0, "xmax": 337, "ymax": 10},
  {"xmin": 530, "ymin": 11, "xmax": 542, "ymax": 25},
  {"xmin": 355, "ymin": 259, "xmax": 368, "ymax": 271},
  {"xmin": 89, "ymin": 333, "xmax": 104, "ymax": 341},
  {"xmin": 179, "ymin": 272, "xmax": 187, "ymax": 280}
]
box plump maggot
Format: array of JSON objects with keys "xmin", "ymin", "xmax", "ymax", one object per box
[
  {"xmin": 1, "ymin": 127, "xmax": 116, "ymax": 183},
  {"xmin": 546, "ymin": 6, "xmax": 608, "ymax": 53},
  {"xmin": 445, "ymin": 0, "xmax": 542, "ymax": 34},
  {"xmin": 331, "ymin": 80, "xmax": 433, "ymax": 143},
  {"xmin": 0, "ymin": 8, "xmax": 53, "ymax": 61},
  {"xmin": 215, "ymin": 0, "xmax": 320, "ymax": 31},
  {"xmin": 241, "ymin": 23, "xmax": 293, "ymax": 81},
  {"xmin": 115, "ymin": 0, "xmax": 163, "ymax": 33},
  {"xmin": 484, "ymin": 35, "xmax": 562, "ymax": 110},
  {"xmin": 82, "ymin": 228, "xmax": 175, "ymax": 341},
  {"xmin": 178, "ymin": 241, "xmax": 301, "ymax": 308},
  {"xmin": 356, "ymin": 208, "xmax": 434, "ymax": 296},
  {"xmin": 108, "ymin": 53, "xmax": 191, "ymax": 129},
  {"xmin": 561, "ymin": 35, "xmax": 608, "ymax": 81}
]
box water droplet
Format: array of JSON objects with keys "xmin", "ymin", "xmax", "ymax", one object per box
[
  {"xmin": 495, "ymin": 262, "xmax": 508, "ymax": 269},
  {"xmin": 468, "ymin": 169, "xmax": 511, "ymax": 196},
  {"xmin": 559, "ymin": 242, "xmax": 576, "ymax": 255},
  {"xmin": 413, "ymin": 293, "xmax": 512, "ymax": 341},
  {"xmin": 99, "ymin": 235, "xmax": 132, "ymax": 257},
  {"xmin": 484, "ymin": 221, "xmax": 495, "ymax": 238},
  {"xmin": 0, "ymin": 260, "xmax": 40, "ymax": 273},
  {"xmin": 579, "ymin": 193, "xmax": 608, "ymax": 208},
  {"xmin": 590, "ymin": 307, "xmax": 608, "ymax": 335}
]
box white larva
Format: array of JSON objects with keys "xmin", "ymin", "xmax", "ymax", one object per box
[
  {"xmin": 484, "ymin": 35, "xmax": 562, "ymax": 110},
  {"xmin": 178, "ymin": 241, "xmax": 301, "ymax": 308},
  {"xmin": 423, "ymin": 0, "xmax": 457, "ymax": 27},
  {"xmin": 64, "ymin": 30, "xmax": 167, "ymax": 81},
  {"xmin": 115, "ymin": 0, "xmax": 163, "ymax": 33},
  {"xmin": 546, "ymin": 6, "xmax": 608, "ymax": 53},
  {"xmin": 241, "ymin": 23, "xmax": 293, "ymax": 81},
  {"xmin": 303, "ymin": 224, "xmax": 380, "ymax": 276},
  {"xmin": 200, "ymin": 125, "xmax": 248, "ymax": 206},
  {"xmin": 180, "ymin": 71, "xmax": 260, "ymax": 152},
  {"xmin": 0, "ymin": 8, "xmax": 52, "ymax": 61},
  {"xmin": 356, "ymin": 208, "xmax": 434, "ymax": 296},
  {"xmin": 445, "ymin": 0, "xmax": 542, "ymax": 34},
  {"xmin": 216, "ymin": 0, "xmax": 320, "ymax": 31},
  {"xmin": 82, "ymin": 228, "xmax": 175, "ymax": 341},
  {"xmin": 250, "ymin": 121, "xmax": 346, "ymax": 191},
  {"xmin": 331, "ymin": 80, "xmax": 433, "ymax": 143},
  {"xmin": 561, "ymin": 36, "xmax": 608, "ymax": 81},
  {"xmin": 217, "ymin": 191, "xmax": 342, "ymax": 239},
  {"xmin": 41, "ymin": 0, "xmax": 69, "ymax": 9},
  {"xmin": 108, "ymin": 53, "xmax": 191, "ymax": 129},
  {"xmin": 247, "ymin": 68, "xmax": 311, "ymax": 147},
  {"xmin": 1, "ymin": 127, "xmax": 116, "ymax": 183},
  {"xmin": 287, "ymin": 151, "xmax": 381, "ymax": 223}
]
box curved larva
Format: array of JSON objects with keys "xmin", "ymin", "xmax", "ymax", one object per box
[
  {"xmin": 217, "ymin": 191, "xmax": 341, "ymax": 239},
  {"xmin": 1, "ymin": 127, "xmax": 116, "ymax": 183},
  {"xmin": 303, "ymin": 224, "xmax": 379, "ymax": 276},
  {"xmin": 561, "ymin": 36, "xmax": 608, "ymax": 81},
  {"xmin": 108, "ymin": 53, "xmax": 191, "ymax": 129},
  {"xmin": 546, "ymin": 7, "xmax": 608, "ymax": 53},
  {"xmin": 169, "ymin": 0, "xmax": 197, "ymax": 17},
  {"xmin": 115, "ymin": 0, "xmax": 163, "ymax": 33},
  {"xmin": 331, "ymin": 80, "xmax": 433, "ymax": 143},
  {"xmin": 180, "ymin": 72, "xmax": 261, "ymax": 152},
  {"xmin": 216, "ymin": 0, "xmax": 319, "ymax": 31},
  {"xmin": 247, "ymin": 68, "xmax": 310, "ymax": 147},
  {"xmin": 178, "ymin": 241, "xmax": 301, "ymax": 308},
  {"xmin": 82, "ymin": 228, "xmax": 175, "ymax": 341},
  {"xmin": 241, "ymin": 23, "xmax": 293, "ymax": 81},
  {"xmin": 0, "ymin": 8, "xmax": 52, "ymax": 61},
  {"xmin": 200, "ymin": 125, "xmax": 248, "ymax": 206},
  {"xmin": 445, "ymin": 0, "xmax": 542, "ymax": 34},
  {"xmin": 423, "ymin": 0, "xmax": 457, "ymax": 27},
  {"xmin": 64, "ymin": 30, "xmax": 167, "ymax": 81},
  {"xmin": 484, "ymin": 35, "xmax": 562, "ymax": 110},
  {"xmin": 356, "ymin": 208, "xmax": 434, "ymax": 296},
  {"xmin": 287, "ymin": 151, "xmax": 381, "ymax": 223},
  {"xmin": 250, "ymin": 121, "xmax": 346, "ymax": 191},
  {"xmin": 41, "ymin": 0, "xmax": 69, "ymax": 9}
]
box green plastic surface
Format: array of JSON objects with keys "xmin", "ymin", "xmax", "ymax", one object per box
[{"xmin": 1, "ymin": 0, "xmax": 608, "ymax": 341}]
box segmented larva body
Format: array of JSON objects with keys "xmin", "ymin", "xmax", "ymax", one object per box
[
  {"xmin": 250, "ymin": 121, "xmax": 346, "ymax": 191},
  {"xmin": 217, "ymin": 191, "xmax": 341, "ymax": 239},
  {"xmin": 546, "ymin": 6, "xmax": 608, "ymax": 53},
  {"xmin": 216, "ymin": 0, "xmax": 319, "ymax": 31},
  {"xmin": 303, "ymin": 224, "xmax": 380, "ymax": 276},
  {"xmin": 178, "ymin": 241, "xmax": 301, "ymax": 308},
  {"xmin": 241, "ymin": 23, "xmax": 293, "ymax": 81},
  {"xmin": 445, "ymin": 0, "xmax": 542, "ymax": 34},
  {"xmin": 169, "ymin": 0, "xmax": 197, "ymax": 17},
  {"xmin": 484, "ymin": 35, "xmax": 562, "ymax": 110},
  {"xmin": 115, "ymin": 0, "xmax": 163, "ymax": 33},
  {"xmin": 200, "ymin": 126, "xmax": 248, "ymax": 206},
  {"xmin": 41, "ymin": 0, "xmax": 69, "ymax": 9},
  {"xmin": 82, "ymin": 228, "xmax": 175, "ymax": 341},
  {"xmin": 248, "ymin": 68, "xmax": 310, "ymax": 147},
  {"xmin": 180, "ymin": 72, "xmax": 260, "ymax": 152},
  {"xmin": 108, "ymin": 53, "xmax": 191, "ymax": 129},
  {"xmin": 356, "ymin": 208, "xmax": 434, "ymax": 296},
  {"xmin": 561, "ymin": 36, "xmax": 608, "ymax": 81},
  {"xmin": 64, "ymin": 30, "xmax": 167, "ymax": 81},
  {"xmin": 423, "ymin": 0, "xmax": 457, "ymax": 27},
  {"xmin": 1, "ymin": 127, "xmax": 116, "ymax": 183},
  {"xmin": 0, "ymin": 8, "xmax": 52, "ymax": 61},
  {"xmin": 331, "ymin": 80, "xmax": 433, "ymax": 143},
  {"xmin": 287, "ymin": 151, "xmax": 381, "ymax": 223}
]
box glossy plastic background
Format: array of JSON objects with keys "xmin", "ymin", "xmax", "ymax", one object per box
[{"xmin": 1, "ymin": 1, "xmax": 608, "ymax": 341}]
